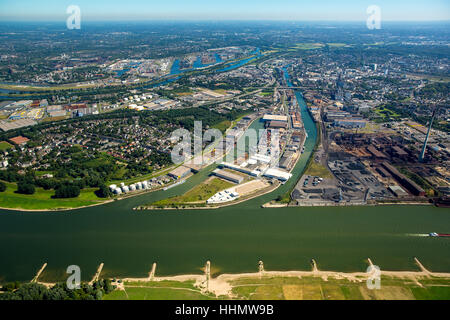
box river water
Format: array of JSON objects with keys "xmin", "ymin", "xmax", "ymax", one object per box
[{"xmin": 0, "ymin": 65, "xmax": 449, "ymax": 283}]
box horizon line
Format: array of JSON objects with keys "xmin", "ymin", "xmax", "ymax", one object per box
[{"xmin": 1, "ymin": 19, "xmax": 449, "ymax": 23}]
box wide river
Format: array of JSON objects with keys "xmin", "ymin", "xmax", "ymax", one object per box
[{"xmin": 0, "ymin": 68, "xmax": 449, "ymax": 283}]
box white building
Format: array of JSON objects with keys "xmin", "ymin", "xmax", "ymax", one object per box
[{"xmin": 263, "ymin": 168, "xmax": 292, "ymax": 181}]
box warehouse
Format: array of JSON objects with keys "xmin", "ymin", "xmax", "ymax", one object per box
[
  {"xmin": 334, "ymin": 118, "xmax": 367, "ymax": 128},
  {"xmin": 381, "ymin": 162, "xmax": 426, "ymax": 196},
  {"xmin": 212, "ymin": 169, "xmax": 244, "ymax": 184},
  {"xmin": 263, "ymin": 168, "xmax": 292, "ymax": 181},
  {"xmin": 388, "ymin": 185, "xmax": 409, "ymax": 197},
  {"xmin": 266, "ymin": 120, "xmax": 288, "ymax": 130},
  {"xmin": 262, "ymin": 114, "xmax": 288, "ymax": 122},
  {"xmin": 168, "ymin": 165, "xmax": 192, "ymax": 180}
]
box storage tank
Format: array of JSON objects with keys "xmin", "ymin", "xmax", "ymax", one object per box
[
  {"xmin": 129, "ymin": 184, "xmax": 136, "ymax": 191},
  {"xmin": 122, "ymin": 186, "xmax": 129, "ymax": 193}
]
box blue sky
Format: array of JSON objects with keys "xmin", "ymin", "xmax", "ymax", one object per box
[{"xmin": 0, "ymin": 0, "xmax": 449, "ymax": 21}]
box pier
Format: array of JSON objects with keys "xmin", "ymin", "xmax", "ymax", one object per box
[
  {"xmin": 31, "ymin": 263, "xmax": 47, "ymax": 283},
  {"xmin": 149, "ymin": 263, "xmax": 157, "ymax": 281},
  {"xmin": 311, "ymin": 259, "xmax": 318, "ymax": 273},
  {"xmin": 205, "ymin": 261, "xmax": 211, "ymax": 292},
  {"xmin": 258, "ymin": 260, "xmax": 265, "ymax": 277},
  {"xmin": 414, "ymin": 257, "xmax": 431, "ymax": 275},
  {"xmin": 89, "ymin": 263, "xmax": 104, "ymax": 285}
]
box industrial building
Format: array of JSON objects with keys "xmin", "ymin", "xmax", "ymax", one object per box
[
  {"xmin": 381, "ymin": 162, "xmax": 426, "ymax": 196},
  {"xmin": 263, "ymin": 168, "xmax": 292, "ymax": 181},
  {"xmin": 207, "ymin": 189, "xmax": 239, "ymax": 204},
  {"xmin": 388, "ymin": 185, "xmax": 409, "ymax": 197},
  {"xmin": 262, "ymin": 114, "xmax": 288, "ymax": 122},
  {"xmin": 290, "ymin": 112, "xmax": 302, "ymax": 129},
  {"xmin": 168, "ymin": 165, "xmax": 192, "ymax": 179},
  {"xmin": 334, "ymin": 118, "xmax": 367, "ymax": 128},
  {"xmin": 279, "ymin": 151, "xmax": 296, "ymax": 170},
  {"xmin": 266, "ymin": 120, "xmax": 288, "ymax": 130},
  {"xmin": 0, "ymin": 119, "xmax": 37, "ymax": 132},
  {"xmin": 212, "ymin": 169, "xmax": 244, "ymax": 184},
  {"xmin": 221, "ymin": 162, "xmax": 262, "ymax": 177}
]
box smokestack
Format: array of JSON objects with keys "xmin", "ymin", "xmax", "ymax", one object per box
[{"xmin": 419, "ymin": 107, "xmax": 438, "ymax": 162}]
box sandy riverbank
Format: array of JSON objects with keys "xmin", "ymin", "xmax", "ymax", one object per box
[{"xmin": 103, "ymin": 257, "xmax": 450, "ymax": 297}]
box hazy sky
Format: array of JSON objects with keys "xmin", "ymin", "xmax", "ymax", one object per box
[{"xmin": 0, "ymin": 0, "xmax": 449, "ymax": 21}]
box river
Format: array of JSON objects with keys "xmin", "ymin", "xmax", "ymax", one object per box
[{"xmin": 0, "ymin": 66, "xmax": 449, "ymax": 283}]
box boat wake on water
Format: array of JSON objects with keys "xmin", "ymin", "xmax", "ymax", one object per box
[{"xmin": 405, "ymin": 233, "xmax": 450, "ymax": 237}]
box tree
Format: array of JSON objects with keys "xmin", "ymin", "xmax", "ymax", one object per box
[
  {"xmin": 95, "ymin": 184, "xmax": 112, "ymax": 198},
  {"xmin": 0, "ymin": 181, "xmax": 6, "ymax": 192},
  {"xmin": 17, "ymin": 182, "xmax": 35, "ymax": 195},
  {"xmin": 54, "ymin": 185, "xmax": 80, "ymax": 198}
]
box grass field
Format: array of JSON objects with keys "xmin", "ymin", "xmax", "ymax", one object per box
[
  {"xmin": 373, "ymin": 106, "xmax": 402, "ymax": 122},
  {"xmin": 103, "ymin": 280, "xmax": 217, "ymax": 300},
  {"xmin": 0, "ymin": 141, "xmax": 12, "ymax": 151},
  {"xmin": 291, "ymin": 43, "xmax": 325, "ymax": 50},
  {"xmin": 151, "ymin": 177, "xmax": 233, "ymax": 206},
  {"xmin": 102, "ymin": 276, "xmax": 450, "ymax": 300},
  {"xmin": 304, "ymin": 161, "xmax": 333, "ymax": 179},
  {"xmin": 229, "ymin": 276, "xmax": 450, "ymax": 300},
  {"xmin": 0, "ymin": 181, "xmax": 105, "ymax": 210},
  {"xmin": 327, "ymin": 43, "xmax": 348, "ymax": 47},
  {"xmin": 0, "ymin": 83, "xmax": 98, "ymax": 92},
  {"xmin": 212, "ymin": 120, "xmax": 232, "ymax": 133},
  {"xmin": 104, "ymin": 287, "xmax": 215, "ymax": 300}
]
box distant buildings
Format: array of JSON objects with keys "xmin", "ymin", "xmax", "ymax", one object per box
[
  {"xmin": 334, "ymin": 118, "xmax": 367, "ymax": 128},
  {"xmin": 262, "ymin": 114, "xmax": 288, "ymax": 122},
  {"xmin": 0, "ymin": 119, "xmax": 37, "ymax": 132},
  {"xmin": 266, "ymin": 120, "xmax": 288, "ymax": 130}
]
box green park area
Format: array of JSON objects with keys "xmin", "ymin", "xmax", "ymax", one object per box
[
  {"xmin": 291, "ymin": 43, "xmax": 325, "ymax": 50},
  {"xmin": 0, "ymin": 141, "xmax": 13, "ymax": 151},
  {"xmin": 0, "ymin": 181, "xmax": 105, "ymax": 211},
  {"xmin": 373, "ymin": 105, "xmax": 402, "ymax": 122}
]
